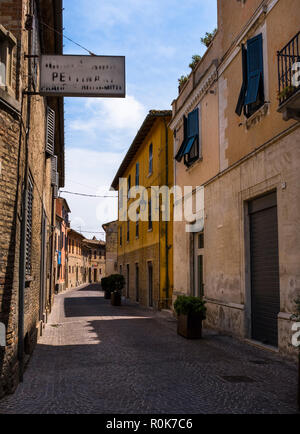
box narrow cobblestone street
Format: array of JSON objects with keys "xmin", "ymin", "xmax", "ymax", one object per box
[{"xmin": 0, "ymin": 284, "xmax": 298, "ymax": 414}]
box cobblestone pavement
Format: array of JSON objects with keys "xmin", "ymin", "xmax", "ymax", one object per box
[{"xmin": 0, "ymin": 284, "xmax": 298, "ymax": 414}]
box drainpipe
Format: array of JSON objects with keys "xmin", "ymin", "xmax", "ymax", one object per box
[
  {"xmin": 49, "ymin": 190, "xmax": 55, "ymax": 308},
  {"xmin": 163, "ymin": 117, "xmax": 170, "ymax": 309},
  {"xmin": 18, "ymin": 9, "xmax": 33, "ymax": 382}
]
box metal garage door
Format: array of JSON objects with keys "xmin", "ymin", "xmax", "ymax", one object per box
[{"xmin": 249, "ymin": 192, "xmax": 280, "ymax": 347}]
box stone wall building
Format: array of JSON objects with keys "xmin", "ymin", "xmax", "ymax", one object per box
[
  {"xmin": 0, "ymin": 0, "xmax": 64, "ymax": 397},
  {"xmin": 67, "ymin": 229, "xmax": 85, "ymax": 289},
  {"xmin": 111, "ymin": 111, "xmax": 174, "ymax": 310},
  {"xmin": 54, "ymin": 198, "xmax": 70, "ymax": 293},
  {"xmin": 67, "ymin": 231, "xmax": 106, "ymax": 288},
  {"xmin": 102, "ymin": 221, "xmax": 118, "ymax": 277},
  {"xmin": 170, "ymin": 0, "xmax": 300, "ymax": 357},
  {"xmin": 83, "ymin": 238, "xmax": 106, "ymax": 284}
]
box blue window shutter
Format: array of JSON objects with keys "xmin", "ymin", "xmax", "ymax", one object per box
[
  {"xmin": 245, "ymin": 33, "xmax": 264, "ymax": 105},
  {"xmin": 187, "ymin": 108, "xmax": 199, "ymax": 138}
]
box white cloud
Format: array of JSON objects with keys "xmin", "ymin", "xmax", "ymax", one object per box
[
  {"xmin": 68, "ymin": 94, "xmax": 147, "ymax": 151},
  {"xmin": 63, "ymin": 148, "xmax": 123, "ymax": 240}
]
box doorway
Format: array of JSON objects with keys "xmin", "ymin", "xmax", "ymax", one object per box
[
  {"xmin": 135, "ymin": 263, "xmax": 139, "ymax": 302},
  {"xmin": 248, "ymin": 192, "xmax": 280, "ymax": 347},
  {"xmin": 148, "ymin": 262, "xmax": 153, "ymax": 307},
  {"xmin": 194, "ymin": 232, "xmax": 204, "ymax": 298}
]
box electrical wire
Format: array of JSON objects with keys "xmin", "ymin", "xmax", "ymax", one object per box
[
  {"xmin": 40, "ymin": 20, "xmax": 96, "ymax": 56},
  {"xmin": 60, "ymin": 190, "xmax": 117, "ymax": 198}
]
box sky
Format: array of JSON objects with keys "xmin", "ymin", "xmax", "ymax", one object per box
[{"xmin": 62, "ymin": 0, "xmax": 218, "ymax": 240}]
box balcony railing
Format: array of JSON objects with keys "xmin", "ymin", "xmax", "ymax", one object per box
[{"xmin": 277, "ymin": 31, "xmax": 300, "ymax": 106}]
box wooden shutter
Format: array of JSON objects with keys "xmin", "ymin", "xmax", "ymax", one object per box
[
  {"xmin": 187, "ymin": 108, "xmax": 199, "ymax": 137},
  {"xmin": 244, "ymin": 34, "xmax": 264, "ymax": 106},
  {"xmin": 46, "ymin": 106, "xmax": 55, "ymax": 156},
  {"xmin": 235, "ymin": 45, "xmax": 248, "ymax": 116},
  {"xmin": 25, "ymin": 177, "xmax": 34, "ymax": 275},
  {"xmin": 175, "ymin": 116, "xmax": 188, "ymax": 162},
  {"xmin": 51, "ymin": 155, "xmax": 57, "ymax": 185}
]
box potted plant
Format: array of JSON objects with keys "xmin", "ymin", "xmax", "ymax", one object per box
[
  {"xmin": 292, "ymin": 297, "xmax": 300, "ymax": 410},
  {"xmin": 101, "ymin": 277, "xmax": 112, "ymax": 300},
  {"xmin": 110, "ymin": 274, "xmax": 125, "ymax": 307},
  {"xmin": 174, "ymin": 295, "xmax": 207, "ymax": 339}
]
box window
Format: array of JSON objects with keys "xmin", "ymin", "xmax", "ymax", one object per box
[
  {"xmin": 25, "ymin": 177, "xmax": 34, "ymax": 275},
  {"xmin": 0, "ymin": 27, "xmax": 15, "ymax": 89},
  {"xmin": 126, "ymin": 264, "xmax": 130, "ymax": 298},
  {"xmin": 136, "ymin": 213, "xmax": 139, "ymax": 239},
  {"xmin": 120, "ymin": 226, "xmax": 122, "ymax": 246},
  {"xmin": 135, "ymin": 264, "xmax": 139, "ymax": 302},
  {"xmin": 72, "ymin": 239, "xmax": 74, "ymax": 254},
  {"xmin": 128, "ymin": 175, "xmax": 131, "ymax": 198},
  {"xmin": 198, "ymin": 232, "xmax": 204, "ymax": 249},
  {"xmin": 94, "ymin": 250, "xmax": 97, "ymax": 259},
  {"xmin": 175, "ymin": 108, "xmax": 200, "ymax": 167},
  {"xmin": 148, "ymin": 199, "xmax": 153, "ymax": 230},
  {"xmin": 135, "ymin": 162, "xmax": 139, "ymax": 186},
  {"xmin": 148, "ymin": 262, "xmax": 153, "ymax": 307},
  {"xmin": 149, "ymin": 143, "xmax": 153, "ymax": 175},
  {"xmin": 236, "ymin": 33, "xmax": 265, "ymax": 118},
  {"xmin": 119, "ymin": 187, "xmax": 123, "ymax": 210},
  {"xmin": 127, "ymin": 220, "xmax": 130, "ymax": 242}
]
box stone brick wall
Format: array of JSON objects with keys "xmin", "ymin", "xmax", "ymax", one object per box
[{"xmin": 0, "ymin": 0, "xmax": 64, "ymax": 398}]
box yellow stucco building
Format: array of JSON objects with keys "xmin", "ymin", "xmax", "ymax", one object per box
[{"xmin": 111, "ymin": 110, "xmax": 173, "ymax": 309}]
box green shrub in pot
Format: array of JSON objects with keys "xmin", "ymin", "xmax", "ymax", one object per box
[{"xmin": 174, "ymin": 296, "xmax": 206, "ymax": 318}]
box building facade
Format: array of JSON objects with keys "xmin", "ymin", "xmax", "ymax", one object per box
[
  {"xmin": 170, "ymin": 0, "xmax": 300, "ymax": 357},
  {"xmin": 111, "ymin": 110, "xmax": 174, "ymax": 310},
  {"xmin": 83, "ymin": 238, "xmax": 106, "ymax": 284},
  {"xmin": 54, "ymin": 198, "xmax": 70, "ymax": 293},
  {"xmin": 102, "ymin": 221, "xmax": 118, "ymax": 277},
  {"xmin": 0, "ymin": 0, "xmax": 64, "ymax": 397},
  {"xmin": 67, "ymin": 229, "xmax": 85, "ymax": 289},
  {"xmin": 67, "ymin": 231, "xmax": 106, "ymax": 288}
]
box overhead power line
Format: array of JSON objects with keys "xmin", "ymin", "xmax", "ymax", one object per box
[
  {"xmin": 60, "ymin": 190, "xmax": 117, "ymax": 198},
  {"xmin": 77, "ymin": 230, "xmax": 105, "ymax": 234}
]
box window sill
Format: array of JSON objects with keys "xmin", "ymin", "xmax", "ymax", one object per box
[
  {"xmin": 185, "ymin": 156, "xmax": 203, "ymax": 172},
  {"xmin": 244, "ymin": 103, "xmax": 269, "ymax": 130},
  {"xmin": 0, "ymin": 87, "xmax": 21, "ymax": 113},
  {"xmin": 148, "ymin": 228, "xmax": 153, "ymax": 232}
]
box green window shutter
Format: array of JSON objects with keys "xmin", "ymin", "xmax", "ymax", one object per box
[
  {"xmin": 244, "ymin": 33, "xmax": 264, "ymax": 106},
  {"xmin": 187, "ymin": 108, "xmax": 199, "ymax": 137},
  {"xmin": 235, "ymin": 44, "xmax": 248, "ymax": 116},
  {"xmin": 175, "ymin": 116, "xmax": 188, "ymax": 162}
]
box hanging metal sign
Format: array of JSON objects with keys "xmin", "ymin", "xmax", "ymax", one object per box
[{"xmin": 40, "ymin": 55, "xmax": 125, "ymax": 97}]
